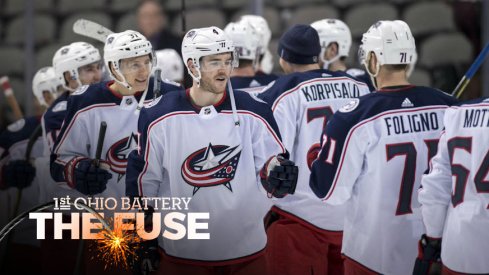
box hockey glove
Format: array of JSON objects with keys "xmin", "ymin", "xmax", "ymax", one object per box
[
  {"xmin": 65, "ymin": 158, "xmax": 112, "ymax": 195},
  {"xmin": 132, "ymin": 207, "xmax": 160, "ymax": 275},
  {"xmin": 260, "ymin": 154, "xmax": 298, "ymax": 198},
  {"xmin": 413, "ymin": 234, "xmax": 442, "ymax": 275},
  {"xmin": 1, "ymin": 160, "xmax": 36, "ymax": 189}
]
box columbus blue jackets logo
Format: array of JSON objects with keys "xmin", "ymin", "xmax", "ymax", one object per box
[
  {"xmin": 186, "ymin": 30, "xmax": 196, "ymax": 38},
  {"xmin": 181, "ymin": 143, "xmax": 242, "ymax": 195},
  {"xmin": 106, "ymin": 133, "xmax": 138, "ymax": 182}
]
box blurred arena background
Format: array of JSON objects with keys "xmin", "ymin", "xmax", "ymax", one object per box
[{"xmin": 0, "ymin": 0, "xmax": 486, "ymax": 130}]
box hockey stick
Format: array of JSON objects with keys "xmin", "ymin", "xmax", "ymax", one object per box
[
  {"xmin": 74, "ymin": 121, "xmax": 107, "ymax": 274},
  {"xmin": 72, "ymin": 19, "xmax": 114, "ymax": 43},
  {"xmin": 153, "ymin": 69, "xmax": 162, "ymax": 99},
  {"xmin": 451, "ymin": 41, "xmax": 489, "ymax": 99},
  {"xmin": 94, "ymin": 121, "xmax": 107, "ymax": 167},
  {"xmin": 0, "ymin": 76, "xmax": 23, "ymax": 120}
]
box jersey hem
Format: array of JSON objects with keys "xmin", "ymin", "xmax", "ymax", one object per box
[
  {"xmin": 272, "ymin": 205, "xmax": 343, "ymax": 234},
  {"xmin": 343, "ymin": 254, "xmax": 382, "ymax": 274},
  {"xmin": 159, "ymin": 245, "xmax": 266, "ymax": 266}
]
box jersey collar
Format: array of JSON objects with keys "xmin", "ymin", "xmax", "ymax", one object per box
[
  {"xmin": 378, "ymin": 85, "xmax": 416, "ymax": 93},
  {"xmin": 185, "ymin": 88, "xmax": 227, "ymax": 112},
  {"xmin": 107, "ymin": 80, "xmax": 144, "ymax": 101}
]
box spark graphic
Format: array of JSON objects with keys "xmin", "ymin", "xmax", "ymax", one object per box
[{"xmin": 92, "ymin": 216, "xmax": 142, "ymax": 270}]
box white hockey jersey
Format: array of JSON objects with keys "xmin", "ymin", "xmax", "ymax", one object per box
[
  {"xmin": 419, "ymin": 98, "xmax": 489, "ymax": 273},
  {"xmin": 127, "ymin": 89, "xmax": 285, "ymax": 264},
  {"xmin": 51, "ymin": 81, "xmax": 153, "ymax": 203},
  {"xmin": 309, "ymin": 85, "xmax": 457, "ymax": 274},
  {"xmin": 259, "ymin": 69, "xmax": 370, "ymax": 230}
]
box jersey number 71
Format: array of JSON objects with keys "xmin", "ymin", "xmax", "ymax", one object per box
[{"xmin": 386, "ymin": 139, "xmax": 440, "ymax": 215}]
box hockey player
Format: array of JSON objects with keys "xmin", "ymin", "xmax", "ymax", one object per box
[
  {"xmin": 257, "ymin": 24, "xmax": 370, "ymax": 275},
  {"xmin": 1, "ymin": 67, "xmax": 61, "ymax": 190},
  {"xmin": 416, "ymin": 97, "xmax": 489, "ymax": 274},
  {"xmin": 1, "ymin": 66, "xmax": 62, "ymax": 192},
  {"xmin": 0, "ymin": 66, "xmax": 62, "ymax": 274},
  {"xmin": 240, "ymin": 15, "xmax": 278, "ymax": 78},
  {"xmin": 51, "ymin": 29, "xmax": 154, "ymax": 198},
  {"xmin": 37, "ymin": 46, "xmax": 105, "ymax": 273},
  {"xmin": 126, "ymin": 26, "xmax": 298, "ymax": 275},
  {"xmin": 225, "ymin": 19, "xmax": 277, "ymax": 95},
  {"xmin": 154, "ymin": 48, "xmax": 184, "ymax": 84},
  {"xmin": 49, "ymin": 30, "xmax": 155, "ymax": 274},
  {"xmin": 42, "ymin": 42, "xmax": 103, "ymax": 154},
  {"xmin": 309, "ymin": 20, "xmax": 457, "ymax": 274},
  {"xmin": 311, "ymin": 18, "xmax": 375, "ymax": 92}
]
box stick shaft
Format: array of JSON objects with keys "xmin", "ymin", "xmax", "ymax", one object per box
[
  {"xmin": 154, "ymin": 69, "xmax": 162, "ymax": 99},
  {"xmin": 94, "ymin": 121, "xmax": 107, "ymax": 166},
  {"xmin": 451, "ymin": 41, "xmax": 489, "ymax": 99}
]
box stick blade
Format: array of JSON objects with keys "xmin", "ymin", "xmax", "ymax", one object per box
[{"xmin": 73, "ymin": 19, "xmax": 114, "ymax": 43}]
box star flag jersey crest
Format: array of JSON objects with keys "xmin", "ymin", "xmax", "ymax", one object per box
[
  {"xmin": 181, "ymin": 143, "xmax": 242, "ymax": 195},
  {"xmin": 106, "ymin": 133, "xmax": 138, "ymax": 181}
]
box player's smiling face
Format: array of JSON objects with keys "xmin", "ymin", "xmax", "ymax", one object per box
[
  {"xmin": 199, "ymin": 53, "xmax": 233, "ymax": 94},
  {"xmin": 119, "ymin": 54, "xmax": 152, "ymax": 91}
]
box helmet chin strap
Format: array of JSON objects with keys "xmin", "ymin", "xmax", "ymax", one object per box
[
  {"xmin": 134, "ymin": 81, "xmax": 149, "ymax": 115},
  {"xmin": 112, "ymin": 67, "xmax": 133, "ymax": 90},
  {"xmin": 227, "ymin": 80, "xmax": 240, "ymax": 127},
  {"xmin": 320, "ymin": 48, "xmax": 341, "ymax": 70},
  {"xmin": 188, "ymin": 60, "xmax": 202, "ymax": 87},
  {"xmin": 108, "ymin": 64, "xmax": 147, "ymax": 115}
]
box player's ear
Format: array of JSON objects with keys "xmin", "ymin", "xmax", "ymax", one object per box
[
  {"xmin": 42, "ymin": 90, "xmax": 54, "ymax": 106},
  {"xmin": 187, "ymin": 59, "xmax": 197, "ymax": 74},
  {"xmin": 62, "ymin": 71, "xmax": 71, "ymax": 85},
  {"xmin": 369, "ymin": 52, "xmax": 378, "ymax": 74},
  {"xmin": 326, "ymin": 42, "xmax": 339, "ymax": 59}
]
